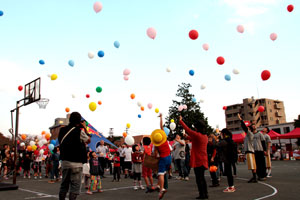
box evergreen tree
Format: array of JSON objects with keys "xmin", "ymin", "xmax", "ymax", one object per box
[{"xmin": 164, "ymin": 83, "xmax": 213, "ymax": 139}]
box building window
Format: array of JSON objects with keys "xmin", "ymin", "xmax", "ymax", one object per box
[
  {"xmin": 272, "ymin": 128, "xmax": 281, "ymax": 134},
  {"xmin": 270, "ymin": 117, "xmax": 273, "ymax": 121},
  {"xmin": 270, "ymin": 109, "xmax": 272, "ymax": 113},
  {"xmin": 283, "ymin": 127, "xmax": 290, "ymax": 133},
  {"xmin": 268, "ymin": 101, "xmax": 271, "ymax": 105},
  {"xmin": 226, "ymin": 114, "xmax": 233, "ymax": 118}
]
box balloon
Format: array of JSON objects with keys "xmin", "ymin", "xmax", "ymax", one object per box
[
  {"xmin": 27, "ymin": 146, "xmax": 32, "ymax": 151},
  {"xmin": 166, "ymin": 67, "xmax": 171, "ymax": 72},
  {"xmin": 124, "ymin": 76, "xmax": 129, "ymax": 81},
  {"xmin": 178, "ymin": 105, "xmax": 183, "ymax": 111},
  {"xmin": 32, "ymin": 145, "xmax": 37, "ymax": 151},
  {"xmin": 225, "ymin": 74, "xmax": 231, "ymax": 81},
  {"xmin": 65, "ymin": 107, "xmax": 70, "ymax": 113},
  {"xmin": 130, "ymin": 93, "xmax": 135, "ymax": 99},
  {"xmin": 43, "ymin": 150, "xmax": 48, "ymax": 155},
  {"xmin": 189, "ymin": 70, "xmax": 195, "ymax": 76},
  {"xmin": 170, "ymin": 119, "xmax": 174, "ymax": 123},
  {"xmin": 223, "ymin": 106, "xmax": 227, "ymax": 110},
  {"xmin": 182, "ymin": 105, "xmax": 187, "ymax": 110},
  {"xmin": 88, "ymin": 52, "xmax": 95, "ymax": 59},
  {"xmin": 97, "ymin": 50, "xmax": 105, "ymax": 57},
  {"xmin": 189, "ymin": 30, "xmax": 198, "ymax": 40},
  {"xmin": 201, "ymin": 84, "xmax": 206, "ymax": 90},
  {"xmin": 126, "ymin": 123, "xmax": 131, "ymax": 128},
  {"xmin": 89, "ymin": 102, "xmax": 97, "ymax": 111},
  {"xmin": 137, "ymin": 102, "xmax": 142, "ymax": 107},
  {"xmin": 0, "ymin": 10, "xmax": 4, "ymax": 16},
  {"xmin": 287, "ymin": 4, "xmax": 294, "ymax": 12},
  {"xmin": 39, "ymin": 60, "xmax": 45, "ymax": 65},
  {"xmin": 147, "ymin": 103, "xmax": 153, "ymax": 109},
  {"xmin": 261, "ymin": 70, "xmax": 271, "ymax": 81},
  {"xmin": 30, "ymin": 141, "xmax": 35, "ymax": 146},
  {"xmin": 98, "ymin": 101, "xmax": 102, "ymax": 105},
  {"xmin": 192, "ymin": 98, "xmax": 196, "ymax": 102},
  {"xmin": 270, "ymin": 33, "xmax": 277, "ymax": 41},
  {"xmin": 39, "ymin": 149, "xmax": 44, "ymax": 155},
  {"xmin": 45, "ymin": 133, "xmax": 51, "ymax": 140},
  {"xmin": 50, "ymin": 140, "xmax": 56, "ymax": 145},
  {"xmin": 41, "ymin": 131, "xmax": 46, "ymax": 135},
  {"xmin": 146, "ymin": 27, "xmax": 157, "ymax": 39},
  {"xmin": 114, "ymin": 41, "xmax": 120, "ymax": 48},
  {"xmin": 163, "ymin": 127, "xmax": 170, "ymax": 136},
  {"xmin": 51, "ymin": 74, "xmax": 57, "ymax": 80},
  {"xmin": 141, "ymin": 106, "xmax": 145, "ymax": 111},
  {"xmin": 68, "ymin": 60, "xmax": 75, "ymax": 67},
  {"xmin": 38, "ymin": 141, "xmax": 43, "ymax": 147},
  {"xmin": 86, "ymin": 94, "xmax": 90, "ymax": 98},
  {"xmin": 233, "ymin": 69, "xmax": 240, "ymax": 74},
  {"xmin": 123, "ymin": 69, "xmax": 131, "ymax": 76},
  {"xmin": 37, "ymin": 135, "xmax": 42, "ymax": 140},
  {"xmin": 217, "ymin": 56, "xmax": 225, "ymax": 65},
  {"xmin": 237, "ymin": 25, "xmax": 244, "ymax": 33},
  {"xmin": 42, "ymin": 139, "xmax": 48, "ymax": 145},
  {"xmin": 96, "ymin": 86, "xmax": 102, "ymax": 93},
  {"xmin": 18, "ymin": 85, "xmax": 23, "ymax": 91},
  {"xmin": 209, "ymin": 165, "xmax": 218, "ymax": 173},
  {"xmin": 258, "ymin": 106, "xmax": 265, "ymax": 112},
  {"xmin": 48, "ymin": 144, "xmax": 54, "ymax": 151},
  {"xmin": 20, "ymin": 142, "xmax": 25, "ymax": 147},
  {"xmin": 202, "ymin": 43, "xmax": 209, "ymax": 51},
  {"xmin": 155, "ymin": 108, "xmax": 159, "ymax": 113},
  {"xmin": 200, "ymin": 99, "xmax": 204, "ymax": 103},
  {"xmin": 93, "ymin": 2, "xmax": 103, "ymax": 13},
  {"xmin": 170, "ymin": 122, "xmax": 176, "ymax": 131},
  {"xmin": 123, "ymin": 132, "xmax": 127, "ymax": 137},
  {"xmin": 72, "ymin": 94, "xmax": 76, "ymax": 98},
  {"xmin": 138, "ymin": 114, "xmax": 142, "ymax": 118},
  {"xmin": 125, "ymin": 135, "xmax": 134, "ymax": 145}
]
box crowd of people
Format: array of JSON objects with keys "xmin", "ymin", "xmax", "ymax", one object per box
[{"xmin": 0, "ymin": 111, "xmax": 274, "ymax": 200}]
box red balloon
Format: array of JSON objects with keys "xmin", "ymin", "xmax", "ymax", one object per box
[
  {"xmin": 258, "ymin": 106, "xmax": 265, "ymax": 112},
  {"xmin": 43, "ymin": 150, "xmax": 48, "ymax": 155},
  {"xmin": 244, "ymin": 121, "xmax": 251, "ymax": 127},
  {"xmin": 223, "ymin": 106, "xmax": 227, "ymax": 110},
  {"xmin": 189, "ymin": 30, "xmax": 199, "ymax": 40},
  {"xmin": 287, "ymin": 4, "xmax": 294, "ymax": 12},
  {"xmin": 18, "ymin": 85, "xmax": 23, "ymax": 91},
  {"xmin": 217, "ymin": 56, "xmax": 225, "ymax": 65},
  {"xmin": 34, "ymin": 150, "xmax": 39, "ymax": 156},
  {"xmin": 86, "ymin": 94, "xmax": 90, "ymax": 98},
  {"xmin": 261, "ymin": 70, "xmax": 271, "ymax": 81}
]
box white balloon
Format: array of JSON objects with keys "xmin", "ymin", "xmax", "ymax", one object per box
[
  {"xmin": 37, "ymin": 135, "xmax": 42, "ymax": 140},
  {"xmin": 201, "ymin": 84, "xmax": 206, "ymax": 90},
  {"xmin": 166, "ymin": 67, "xmax": 171, "ymax": 72},
  {"xmin": 137, "ymin": 101, "xmax": 142, "ymax": 107},
  {"xmin": 38, "ymin": 141, "xmax": 43, "ymax": 147},
  {"xmin": 170, "ymin": 122, "xmax": 176, "ymax": 131},
  {"xmin": 125, "ymin": 135, "xmax": 135, "ymax": 146},
  {"xmin": 20, "ymin": 142, "xmax": 25, "ymax": 147},
  {"xmin": 72, "ymin": 94, "xmax": 76, "ymax": 98},
  {"xmin": 182, "ymin": 105, "xmax": 187, "ymax": 110},
  {"xmin": 39, "ymin": 149, "xmax": 44, "ymax": 155},
  {"xmin": 200, "ymin": 99, "xmax": 204, "ymax": 103},
  {"xmin": 88, "ymin": 52, "xmax": 95, "ymax": 59},
  {"xmin": 29, "ymin": 141, "xmax": 35, "ymax": 146},
  {"xmin": 47, "ymin": 74, "xmax": 51, "ymax": 78},
  {"xmin": 233, "ymin": 69, "xmax": 240, "ymax": 74},
  {"xmin": 42, "ymin": 139, "xmax": 48, "ymax": 145}
]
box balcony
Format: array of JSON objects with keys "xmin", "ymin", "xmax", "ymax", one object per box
[
  {"xmin": 276, "ymin": 111, "xmax": 283, "ymax": 117},
  {"xmin": 275, "ymin": 103, "xmax": 283, "ymax": 109}
]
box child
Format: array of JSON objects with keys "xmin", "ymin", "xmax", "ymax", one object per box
[
  {"xmin": 45, "ymin": 152, "xmax": 52, "ymax": 178},
  {"xmin": 23, "ymin": 153, "xmax": 32, "ymax": 178},
  {"xmin": 82, "ymin": 152, "xmax": 90, "ymax": 189},
  {"xmin": 86, "ymin": 151, "xmax": 103, "ymax": 195},
  {"xmin": 112, "ymin": 152, "xmax": 121, "ymax": 182},
  {"xmin": 132, "ymin": 144, "xmax": 145, "ymax": 190},
  {"xmin": 49, "ymin": 147, "xmax": 60, "ymax": 183},
  {"xmin": 141, "ymin": 137, "xmax": 155, "ymax": 193}
]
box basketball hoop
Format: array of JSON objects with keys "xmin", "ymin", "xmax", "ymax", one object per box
[{"xmin": 36, "ymin": 98, "xmax": 49, "ymax": 109}]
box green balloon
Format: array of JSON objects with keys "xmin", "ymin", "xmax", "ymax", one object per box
[{"xmin": 96, "ymin": 86, "xmax": 102, "ymax": 93}]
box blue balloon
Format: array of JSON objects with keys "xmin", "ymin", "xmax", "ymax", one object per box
[
  {"xmin": 68, "ymin": 60, "xmax": 75, "ymax": 67},
  {"xmin": 163, "ymin": 127, "xmax": 170, "ymax": 136},
  {"xmin": 114, "ymin": 41, "xmax": 120, "ymax": 48},
  {"xmin": 225, "ymin": 74, "xmax": 231, "ymax": 81},
  {"xmin": 39, "ymin": 60, "xmax": 45, "ymax": 65},
  {"xmin": 98, "ymin": 50, "xmax": 105, "ymax": 57},
  {"xmin": 50, "ymin": 140, "xmax": 56, "ymax": 145},
  {"xmin": 48, "ymin": 144, "xmax": 54, "ymax": 151},
  {"xmin": 138, "ymin": 114, "xmax": 141, "ymax": 118},
  {"xmin": 0, "ymin": 11, "xmax": 3, "ymax": 16},
  {"xmin": 189, "ymin": 70, "xmax": 195, "ymax": 76},
  {"xmin": 192, "ymin": 97, "xmax": 196, "ymax": 102}
]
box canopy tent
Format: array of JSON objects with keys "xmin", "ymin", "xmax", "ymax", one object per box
[
  {"xmin": 268, "ymin": 130, "xmax": 282, "ymax": 140},
  {"xmin": 279, "ymin": 128, "xmax": 300, "ymax": 139},
  {"xmin": 232, "ymin": 132, "xmax": 246, "ymax": 144}
]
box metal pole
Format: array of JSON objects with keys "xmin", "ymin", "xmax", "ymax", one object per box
[
  {"xmin": 13, "ymin": 101, "xmax": 20, "ymax": 185},
  {"xmin": 11, "ymin": 111, "xmax": 14, "ymax": 141}
]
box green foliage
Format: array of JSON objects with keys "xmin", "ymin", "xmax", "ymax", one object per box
[{"xmin": 164, "ymin": 83, "xmax": 213, "ymax": 138}]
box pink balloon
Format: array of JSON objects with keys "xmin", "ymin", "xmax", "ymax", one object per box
[
  {"xmin": 202, "ymin": 43, "xmax": 209, "ymax": 51},
  {"xmin": 146, "ymin": 27, "xmax": 157, "ymax": 40},
  {"xmin": 123, "ymin": 76, "xmax": 129, "ymax": 81},
  {"xmin": 123, "ymin": 68, "xmax": 131, "ymax": 76},
  {"xmin": 182, "ymin": 105, "xmax": 187, "ymax": 110},
  {"xmin": 147, "ymin": 103, "xmax": 153, "ymax": 109},
  {"xmin": 178, "ymin": 105, "xmax": 183, "ymax": 112},
  {"xmin": 237, "ymin": 25, "xmax": 244, "ymax": 33},
  {"xmin": 270, "ymin": 33, "xmax": 277, "ymax": 41},
  {"xmin": 93, "ymin": 2, "xmax": 103, "ymax": 13}
]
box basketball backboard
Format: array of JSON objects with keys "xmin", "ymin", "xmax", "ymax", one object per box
[{"xmin": 24, "ymin": 78, "xmax": 41, "ymax": 106}]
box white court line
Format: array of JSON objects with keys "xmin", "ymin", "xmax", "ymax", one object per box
[{"xmin": 19, "ymin": 188, "xmax": 58, "ymax": 199}]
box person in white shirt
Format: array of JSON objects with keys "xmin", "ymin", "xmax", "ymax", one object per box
[
  {"xmin": 96, "ymin": 140, "xmax": 108, "ymax": 178},
  {"xmin": 122, "ymin": 145, "xmax": 132, "ymax": 178}
]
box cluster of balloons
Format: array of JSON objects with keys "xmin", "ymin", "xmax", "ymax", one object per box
[
  {"xmin": 147, "ymin": 27, "xmax": 156, "ymax": 39},
  {"xmin": 123, "ymin": 68, "xmax": 131, "ymax": 81},
  {"xmin": 261, "ymin": 70, "xmax": 271, "ymax": 81},
  {"xmin": 93, "ymin": 2, "xmax": 103, "ymax": 13}
]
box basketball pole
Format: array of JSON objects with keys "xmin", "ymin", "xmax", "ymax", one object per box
[{"xmin": 13, "ymin": 101, "xmax": 21, "ymax": 185}]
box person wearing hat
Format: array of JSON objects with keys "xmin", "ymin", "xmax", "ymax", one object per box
[
  {"xmin": 179, "ymin": 115, "xmax": 208, "ymax": 200},
  {"xmin": 151, "ymin": 114, "xmax": 171, "ymax": 199}
]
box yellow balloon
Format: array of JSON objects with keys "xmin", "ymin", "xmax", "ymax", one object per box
[
  {"xmin": 32, "ymin": 145, "xmax": 37, "ymax": 151},
  {"xmin": 51, "ymin": 74, "xmax": 57, "ymax": 80},
  {"xmin": 155, "ymin": 108, "xmax": 159, "ymax": 113},
  {"xmin": 126, "ymin": 123, "xmax": 131, "ymax": 129},
  {"xmin": 89, "ymin": 102, "xmax": 97, "ymax": 111},
  {"xmin": 171, "ymin": 119, "xmax": 174, "ymax": 123}
]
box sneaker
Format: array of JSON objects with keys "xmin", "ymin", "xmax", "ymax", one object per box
[
  {"xmin": 176, "ymin": 176, "xmax": 183, "ymax": 180},
  {"xmin": 39, "ymin": 176, "xmax": 42, "ymax": 179},
  {"xmin": 223, "ymin": 187, "xmax": 236, "ymax": 193},
  {"xmin": 86, "ymin": 191, "xmax": 93, "ymax": 195},
  {"xmin": 34, "ymin": 176, "xmax": 37, "ymax": 179},
  {"xmin": 98, "ymin": 189, "xmax": 103, "ymax": 193},
  {"xmin": 48, "ymin": 180, "xmax": 55, "ymax": 184},
  {"xmin": 140, "ymin": 185, "xmax": 145, "ymax": 190},
  {"xmin": 184, "ymin": 177, "xmax": 189, "ymax": 181},
  {"xmin": 267, "ymin": 174, "xmax": 272, "ymax": 178},
  {"xmin": 28, "ymin": 176, "xmax": 31, "ymax": 179},
  {"xmin": 133, "ymin": 186, "xmax": 138, "ymax": 190},
  {"xmin": 158, "ymin": 189, "xmax": 167, "ymax": 199},
  {"xmin": 24, "ymin": 176, "xmax": 26, "ymax": 179},
  {"xmin": 60, "ymin": 176, "xmax": 62, "ymax": 179}
]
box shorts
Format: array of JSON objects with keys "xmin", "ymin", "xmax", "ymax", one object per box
[
  {"xmin": 158, "ymin": 155, "xmax": 171, "ymax": 175},
  {"xmin": 265, "ymin": 153, "xmax": 271, "ymax": 168},
  {"xmin": 142, "ymin": 165, "xmax": 152, "ymax": 178},
  {"xmin": 124, "ymin": 161, "xmax": 132, "ymax": 170},
  {"xmin": 246, "ymin": 153, "xmax": 256, "ymax": 170}
]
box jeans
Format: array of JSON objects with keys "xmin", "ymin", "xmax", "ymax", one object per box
[
  {"xmin": 175, "ymin": 159, "xmax": 188, "ymax": 178},
  {"xmin": 194, "ymin": 166, "xmax": 208, "ymax": 198},
  {"xmin": 59, "ymin": 167, "xmax": 82, "ymax": 199},
  {"xmin": 51, "ymin": 163, "xmax": 59, "ymax": 180},
  {"xmin": 224, "ymin": 162, "xmax": 234, "ymax": 187}
]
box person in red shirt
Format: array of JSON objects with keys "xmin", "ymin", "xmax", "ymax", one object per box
[
  {"xmin": 112, "ymin": 152, "xmax": 121, "ymax": 182},
  {"xmin": 179, "ymin": 116, "xmax": 208, "ymax": 200}
]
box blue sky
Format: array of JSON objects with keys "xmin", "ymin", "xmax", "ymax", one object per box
[{"xmin": 0, "ymin": 0, "xmax": 299, "ymax": 137}]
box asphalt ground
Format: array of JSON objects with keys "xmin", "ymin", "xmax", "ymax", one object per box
[{"xmin": 1, "ymin": 160, "xmax": 300, "ymax": 200}]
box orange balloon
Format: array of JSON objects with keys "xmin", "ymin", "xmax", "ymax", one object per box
[
  {"xmin": 130, "ymin": 94, "xmax": 135, "ymax": 99},
  {"xmin": 27, "ymin": 146, "xmax": 32, "ymax": 151},
  {"xmin": 65, "ymin": 107, "xmax": 70, "ymax": 113},
  {"xmin": 209, "ymin": 165, "xmax": 218, "ymax": 173},
  {"xmin": 45, "ymin": 133, "xmax": 51, "ymax": 140},
  {"xmin": 21, "ymin": 134, "xmax": 27, "ymax": 140},
  {"xmin": 141, "ymin": 106, "xmax": 145, "ymax": 111},
  {"xmin": 41, "ymin": 131, "xmax": 46, "ymax": 135},
  {"xmin": 98, "ymin": 101, "xmax": 102, "ymax": 105},
  {"xmin": 123, "ymin": 132, "xmax": 127, "ymax": 137}
]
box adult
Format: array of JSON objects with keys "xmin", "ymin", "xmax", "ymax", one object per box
[
  {"xmin": 179, "ymin": 116, "xmax": 208, "ymax": 200},
  {"xmin": 207, "ymin": 134, "xmax": 219, "ymax": 187},
  {"xmin": 96, "ymin": 140, "xmax": 108, "ymax": 178},
  {"xmin": 172, "ymin": 134, "xmax": 188, "ymax": 180},
  {"xmin": 253, "ymin": 126, "xmax": 267, "ymax": 181},
  {"xmin": 58, "ymin": 112, "xmax": 91, "ymax": 200},
  {"xmin": 122, "ymin": 144, "xmax": 132, "ymax": 178},
  {"xmin": 118, "ymin": 144, "xmax": 125, "ymax": 174},
  {"xmin": 262, "ymin": 127, "xmax": 272, "ymax": 178},
  {"xmin": 184, "ymin": 139, "xmax": 191, "ymax": 178},
  {"xmin": 1, "ymin": 144, "xmax": 10, "ymax": 179}
]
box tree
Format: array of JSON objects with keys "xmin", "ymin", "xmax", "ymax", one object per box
[{"xmin": 164, "ymin": 83, "xmax": 213, "ymax": 139}]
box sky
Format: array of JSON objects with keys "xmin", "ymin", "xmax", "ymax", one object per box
[{"xmin": 0, "ymin": 0, "xmax": 299, "ymax": 138}]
